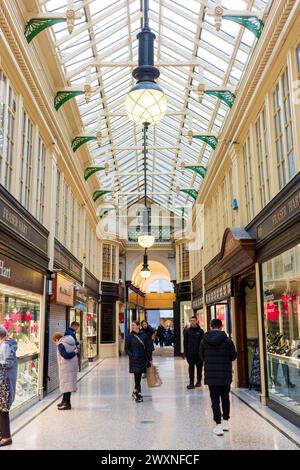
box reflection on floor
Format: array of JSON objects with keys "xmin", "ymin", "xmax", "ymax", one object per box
[
  {"xmin": 6, "ymin": 356, "xmax": 300, "ymax": 450},
  {"xmin": 153, "ymin": 345, "xmax": 174, "ymax": 357}
]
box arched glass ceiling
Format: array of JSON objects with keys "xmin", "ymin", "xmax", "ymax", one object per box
[{"xmin": 42, "ymin": 0, "xmax": 268, "ymax": 214}]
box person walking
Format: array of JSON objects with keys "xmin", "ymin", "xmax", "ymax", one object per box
[
  {"xmin": 125, "ymin": 321, "xmax": 152, "ymax": 403},
  {"xmin": 199, "ymin": 318, "xmax": 237, "ymax": 436},
  {"xmin": 157, "ymin": 324, "xmax": 166, "ymax": 348},
  {"xmin": 184, "ymin": 316, "xmax": 204, "ymax": 389},
  {"xmin": 56, "ymin": 333, "xmax": 78, "ymax": 410},
  {"xmin": 0, "ymin": 325, "xmax": 18, "ymax": 447}
]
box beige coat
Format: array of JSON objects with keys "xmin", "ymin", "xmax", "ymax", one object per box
[{"xmin": 57, "ymin": 335, "xmax": 78, "ymax": 393}]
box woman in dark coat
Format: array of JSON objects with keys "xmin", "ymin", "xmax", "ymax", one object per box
[
  {"xmin": 140, "ymin": 320, "xmax": 155, "ymax": 361},
  {"xmin": 125, "ymin": 321, "xmax": 151, "ymax": 402}
]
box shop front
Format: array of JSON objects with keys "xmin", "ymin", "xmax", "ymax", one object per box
[
  {"xmin": 69, "ymin": 287, "xmax": 89, "ymax": 369},
  {"xmin": 247, "ymin": 172, "xmax": 300, "ymax": 427},
  {"xmin": 204, "ymin": 256, "xmax": 231, "ymax": 336},
  {"xmin": 192, "ymin": 271, "xmax": 205, "ymax": 330},
  {"xmin": 173, "ymin": 281, "xmax": 192, "ymax": 356},
  {"xmin": 85, "ymin": 268, "xmax": 100, "ymax": 362},
  {"xmin": 100, "ymin": 281, "xmax": 119, "ymax": 357},
  {"xmin": 0, "ymin": 186, "xmax": 49, "ymax": 415}
]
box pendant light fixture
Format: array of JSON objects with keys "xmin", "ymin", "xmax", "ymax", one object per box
[
  {"xmin": 140, "ymin": 248, "xmax": 151, "ymax": 279},
  {"xmin": 125, "ymin": 0, "xmax": 167, "ymax": 126},
  {"xmin": 138, "ymin": 124, "xmax": 155, "ymax": 248}
]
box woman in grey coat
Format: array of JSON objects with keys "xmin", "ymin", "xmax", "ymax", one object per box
[
  {"xmin": 0, "ymin": 325, "xmax": 18, "ymax": 447},
  {"xmin": 56, "ymin": 334, "xmax": 78, "ymax": 410}
]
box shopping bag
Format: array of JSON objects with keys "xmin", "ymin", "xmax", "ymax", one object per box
[{"xmin": 146, "ymin": 364, "xmax": 162, "ymax": 388}]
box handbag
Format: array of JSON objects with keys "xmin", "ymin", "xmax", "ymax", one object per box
[
  {"xmin": 146, "ymin": 364, "xmax": 162, "ymax": 388},
  {"xmin": 0, "ymin": 368, "xmax": 11, "ymax": 413}
]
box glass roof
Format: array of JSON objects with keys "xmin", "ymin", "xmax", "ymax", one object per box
[{"xmin": 42, "ymin": 0, "xmax": 268, "ymax": 214}]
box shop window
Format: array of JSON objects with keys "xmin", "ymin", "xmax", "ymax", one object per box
[
  {"xmin": 20, "ymin": 111, "xmax": 33, "ymax": 210},
  {"xmin": 178, "ymin": 243, "xmax": 190, "ymax": 282},
  {"xmin": 0, "ymin": 72, "xmax": 16, "ymax": 192},
  {"xmin": 36, "ymin": 137, "xmax": 46, "ymax": 224},
  {"xmin": 262, "ymin": 245, "xmax": 300, "ymax": 420},
  {"xmin": 243, "ymin": 135, "xmax": 254, "ymax": 222},
  {"xmin": 273, "ymin": 68, "xmax": 295, "ymax": 190},
  {"xmin": 63, "ymin": 181, "xmax": 69, "ymax": 247},
  {"xmin": 102, "ymin": 243, "xmax": 118, "ymax": 282},
  {"xmin": 0, "ymin": 285, "xmax": 41, "ymax": 409},
  {"xmin": 255, "ymin": 107, "xmax": 271, "ymax": 209},
  {"xmin": 70, "ymin": 194, "xmax": 75, "ymax": 254}
]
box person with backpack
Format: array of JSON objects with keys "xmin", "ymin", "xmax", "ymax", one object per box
[{"xmin": 199, "ymin": 318, "xmax": 237, "ymax": 436}]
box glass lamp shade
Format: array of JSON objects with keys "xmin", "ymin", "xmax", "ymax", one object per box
[
  {"xmin": 125, "ymin": 81, "xmax": 167, "ymax": 125},
  {"xmin": 138, "ymin": 234, "xmax": 155, "ymax": 248},
  {"xmin": 140, "ymin": 267, "xmax": 151, "ymax": 279}
]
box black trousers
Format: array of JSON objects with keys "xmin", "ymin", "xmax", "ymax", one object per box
[
  {"xmin": 62, "ymin": 392, "xmax": 71, "ymax": 405},
  {"xmin": 134, "ymin": 373, "xmax": 142, "ymax": 393},
  {"xmin": 208, "ymin": 385, "xmax": 230, "ymax": 424},
  {"xmin": 187, "ymin": 356, "xmax": 203, "ymax": 384},
  {"xmin": 0, "ymin": 411, "xmax": 11, "ymax": 438}
]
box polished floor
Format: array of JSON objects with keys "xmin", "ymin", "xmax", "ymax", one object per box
[{"xmin": 6, "ymin": 356, "xmax": 300, "ymax": 450}]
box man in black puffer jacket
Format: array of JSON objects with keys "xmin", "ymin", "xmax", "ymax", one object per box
[
  {"xmin": 184, "ymin": 316, "xmax": 204, "ymax": 389},
  {"xmin": 199, "ymin": 318, "xmax": 237, "ymax": 436}
]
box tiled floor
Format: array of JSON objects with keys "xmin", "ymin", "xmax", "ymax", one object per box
[{"xmin": 5, "ymin": 356, "xmax": 300, "ymax": 450}]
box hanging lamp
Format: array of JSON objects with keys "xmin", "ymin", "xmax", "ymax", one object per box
[
  {"xmin": 125, "ymin": 0, "xmax": 167, "ymax": 126},
  {"xmin": 140, "ymin": 249, "xmax": 151, "ymax": 279}
]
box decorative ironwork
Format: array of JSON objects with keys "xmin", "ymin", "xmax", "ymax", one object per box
[
  {"xmin": 92, "ymin": 190, "xmax": 112, "ymax": 202},
  {"xmin": 99, "ymin": 208, "xmax": 115, "ymax": 219},
  {"xmin": 54, "ymin": 91, "xmax": 85, "ymax": 111},
  {"xmin": 72, "ymin": 136, "xmax": 96, "ymax": 152},
  {"xmin": 180, "ymin": 189, "xmax": 198, "ymax": 200},
  {"xmin": 205, "ymin": 90, "xmax": 236, "ymax": 108},
  {"xmin": 192, "ymin": 135, "xmax": 218, "ymax": 150},
  {"xmin": 185, "ymin": 166, "xmax": 207, "ymax": 178},
  {"xmin": 223, "ymin": 15, "xmax": 264, "ymax": 39},
  {"xmin": 84, "ymin": 167, "xmax": 105, "ymax": 181},
  {"xmin": 24, "ymin": 18, "xmax": 66, "ymax": 43}
]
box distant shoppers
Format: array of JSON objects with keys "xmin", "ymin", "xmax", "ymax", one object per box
[
  {"xmin": 0, "ymin": 325, "xmax": 18, "ymax": 447},
  {"xmin": 125, "ymin": 321, "xmax": 152, "ymax": 403},
  {"xmin": 140, "ymin": 320, "xmax": 155, "ymax": 361},
  {"xmin": 56, "ymin": 333, "xmax": 79, "ymax": 410},
  {"xmin": 184, "ymin": 316, "xmax": 204, "ymax": 389},
  {"xmin": 199, "ymin": 318, "xmax": 237, "ymax": 436},
  {"xmin": 157, "ymin": 324, "xmax": 166, "ymax": 348}
]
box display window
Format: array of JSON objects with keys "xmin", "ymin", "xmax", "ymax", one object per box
[
  {"xmin": 195, "ymin": 309, "xmax": 205, "ymax": 331},
  {"xmin": 262, "ymin": 244, "xmax": 300, "ymax": 419},
  {"xmin": 85, "ymin": 297, "xmax": 98, "ymax": 360},
  {"xmin": 180, "ymin": 301, "xmax": 192, "ymax": 354},
  {"xmin": 208, "ymin": 303, "xmax": 230, "ymax": 334},
  {"xmin": 0, "ymin": 283, "xmax": 41, "ymax": 408}
]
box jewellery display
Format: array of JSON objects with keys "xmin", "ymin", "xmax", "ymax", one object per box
[{"xmin": 13, "ymin": 358, "xmax": 39, "ymax": 408}]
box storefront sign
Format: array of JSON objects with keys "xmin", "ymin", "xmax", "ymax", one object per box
[
  {"xmin": 205, "ymin": 281, "xmax": 231, "ymax": 304},
  {"xmin": 257, "ymin": 188, "xmax": 300, "ymax": 241},
  {"xmin": 0, "ymin": 195, "xmax": 48, "ymax": 253},
  {"xmin": 52, "ymin": 274, "xmax": 74, "ymax": 306},
  {"xmin": 0, "ymin": 254, "xmax": 44, "ymax": 294},
  {"xmin": 0, "ymin": 259, "xmax": 11, "ymax": 279},
  {"xmin": 76, "ymin": 287, "xmax": 88, "ymax": 304},
  {"xmin": 192, "ymin": 296, "xmax": 203, "ymax": 310},
  {"xmin": 85, "ymin": 269, "xmax": 100, "ymax": 296},
  {"xmin": 54, "ymin": 239, "xmax": 82, "ymax": 282}
]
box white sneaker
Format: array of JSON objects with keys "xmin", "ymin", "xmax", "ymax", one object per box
[
  {"xmin": 213, "ymin": 424, "xmax": 224, "ymax": 436},
  {"xmin": 222, "ymin": 420, "xmax": 229, "ymax": 431}
]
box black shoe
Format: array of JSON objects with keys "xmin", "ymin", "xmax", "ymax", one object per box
[
  {"xmin": 57, "ymin": 400, "xmax": 65, "ymax": 408},
  {"xmin": 195, "ymin": 381, "xmax": 202, "ymax": 388},
  {"xmin": 287, "ymin": 382, "xmax": 296, "ymax": 388},
  {"xmin": 187, "ymin": 384, "xmax": 195, "ymax": 390},
  {"xmin": 0, "ymin": 437, "xmax": 12, "ymax": 447},
  {"xmin": 135, "ymin": 393, "xmax": 143, "ymax": 403},
  {"xmin": 58, "ymin": 403, "xmax": 71, "ymax": 410}
]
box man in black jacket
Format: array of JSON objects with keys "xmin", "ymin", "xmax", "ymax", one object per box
[
  {"xmin": 184, "ymin": 316, "xmax": 204, "ymax": 389},
  {"xmin": 199, "ymin": 318, "xmax": 237, "ymax": 436}
]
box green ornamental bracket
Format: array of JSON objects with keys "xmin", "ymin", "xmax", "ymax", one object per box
[
  {"xmin": 192, "ymin": 135, "xmax": 218, "ymax": 150},
  {"xmin": 54, "ymin": 91, "xmax": 85, "ymax": 111},
  {"xmin": 24, "ymin": 18, "xmax": 66, "ymax": 43},
  {"xmin": 99, "ymin": 208, "xmax": 115, "ymax": 219},
  {"xmin": 93, "ymin": 190, "xmax": 112, "ymax": 202},
  {"xmin": 205, "ymin": 90, "xmax": 236, "ymax": 108},
  {"xmin": 180, "ymin": 189, "xmax": 198, "ymax": 200},
  {"xmin": 84, "ymin": 167, "xmax": 106, "ymax": 181},
  {"xmin": 72, "ymin": 136, "xmax": 96, "ymax": 152},
  {"xmin": 185, "ymin": 166, "xmax": 207, "ymax": 178},
  {"xmin": 223, "ymin": 15, "xmax": 264, "ymax": 39}
]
